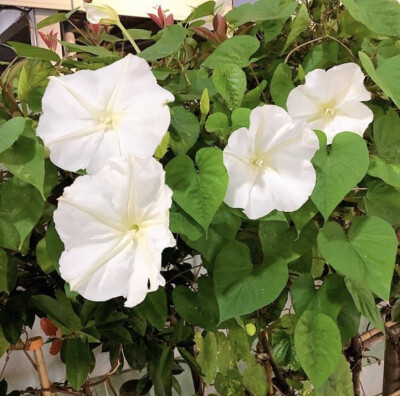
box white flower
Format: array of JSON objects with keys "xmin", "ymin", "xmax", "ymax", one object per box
[
  {"xmin": 37, "ymin": 54, "xmax": 174, "ymax": 174},
  {"xmin": 54, "ymin": 155, "xmax": 175, "ymax": 307},
  {"xmin": 286, "ymin": 63, "xmax": 373, "ymax": 144},
  {"xmin": 83, "ymin": 2, "xmax": 120, "ymax": 25},
  {"xmin": 223, "ymin": 105, "xmax": 319, "ymax": 219}
]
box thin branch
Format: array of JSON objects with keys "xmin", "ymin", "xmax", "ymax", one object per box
[
  {"xmin": 284, "ymin": 37, "xmax": 326, "ymax": 64},
  {"xmin": 261, "ymin": 331, "xmax": 293, "ymax": 396},
  {"xmin": 284, "ymin": 35, "xmax": 355, "ymax": 64}
]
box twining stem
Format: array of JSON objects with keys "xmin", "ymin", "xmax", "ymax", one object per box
[
  {"xmin": 284, "ymin": 35, "xmax": 355, "ymax": 64},
  {"xmin": 118, "ymin": 24, "xmax": 141, "ymax": 54},
  {"xmin": 260, "ymin": 331, "xmax": 294, "ymax": 396}
]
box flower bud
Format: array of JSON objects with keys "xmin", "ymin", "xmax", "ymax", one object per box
[{"xmin": 83, "ymin": 2, "xmax": 120, "ymax": 25}]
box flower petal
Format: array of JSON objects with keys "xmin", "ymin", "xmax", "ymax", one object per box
[
  {"xmin": 84, "ymin": 3, "xmax": 120, "ymax": 25},
  {"xmin": 286, "ymin": 63, "xmax": 372, "ymax": 144},
  {"xmin": 59, "ymin": 236, "xmax": 135, "ymax": 302},
  {"xmin": 223, "ymin": 105, "xmax": 319, "ymax": 219},
  {"xmin": 54, "ymin": 155, "xmax": 174, "ymax": 307},
  {"xmin": 37, "ymin": 54, "xmax": 174, "ymax": 173},
  {"xmin": 323, "ymin": 101, "xmax": 374, "ymax": 144}
]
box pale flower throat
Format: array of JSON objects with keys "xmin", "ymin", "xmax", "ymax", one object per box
[{"xmin": 99, "ymin": 113, "xmax": 118, "ymax": 132}]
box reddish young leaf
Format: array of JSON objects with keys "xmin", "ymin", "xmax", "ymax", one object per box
[
  {"xmin": 157, "ymin": 5, "xmax": 164, "ymax": 22},
  {"xmin": 166, "ymin": 14, "xmax": 174, "ymax": 26},
  {"xmin": 191, "ymin": 27, "xmax": 219, "ymax": 43},
  {"xmin": 40, "ymin": 317, "xmax": 58, "ymax": 337},
  {"xmin": 148, "ymin": 13, "xmax": 164, "ymax": 29},
  {"xmin": 38, "ymin": 29, "xmax": 58, "ymax": 52},
  {"xmin": 216, "ymin": 16, "xmax": 227, "ymax": 43},
  {"xmin": 50, "ymin": 338, "xmax": 63, "ymax": 355}
]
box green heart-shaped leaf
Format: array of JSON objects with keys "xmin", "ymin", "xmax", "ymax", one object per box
[
  {"xmin": 214, "ymin": 241, "xmax": 288, "ymax": 322},
  {"xmin": 212, "ymin": 64, "xmax": 247, "ymax": 109},
  {"xmin": 173, "ymin": 277, "xmax": 219, "ymax": 331},
  {"xmin": 314, "ymin": 355, "xmax": 353, "ymax": 395},
  {"xmin": 311, "ymin": 132, "xmax": 369, "ymax": 222},
  {"xmin": 318, "ymin": 216, "xmax": 397, "ymax": 300},
  {"xmin": 165, "ymin": 147, "xmax": 228, "ymax": 230},
  {"xmin": 294, "ymin": 310, "xmax": 342, "ymax": 388}
]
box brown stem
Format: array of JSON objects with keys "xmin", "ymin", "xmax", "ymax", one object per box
[
  {"xmin": 383, "ymin": 324, "xmax": 400, "ymax": 395},
  {"xmin": 106, "ymin": 376, "xmax": 118, "ymax": 396},
  {"xmin": 347, "ymin": 336, "xmax": 362, "ymax": 396},
  {"xmin": 261, "ymin": 331, "xmax": 293, "ymax": 396},
  {"xmin": 362, "ymin": 322, "xmax": 400, "ymax": 350}
]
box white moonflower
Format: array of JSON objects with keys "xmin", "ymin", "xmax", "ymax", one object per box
[
  {"xmin": 54, "ymin": 155, "xmax": 175, "ymax": 307},
  {"xmin": 286, "ymin": 63, "xmax": 373, "ymax": 144},
  {"xmin": 37, "ymin": 54, "xmax": 174, "ymax": 174},
  {"xmin": 223, "ymin": 105, "xmax": 319, "ymax": 219}
]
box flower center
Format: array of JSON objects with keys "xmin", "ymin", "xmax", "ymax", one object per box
[
  {"xmin": 324, "ymin": 107, "xmax": 337, "ymax": 118},
  {"xmin": 99, "ymin": 114, "xmax": 117, "ymax": 131},
  {"xmin": 253, "ymin": 158, "xmax": 264, "ymax": 167},
  {"xmin": 126, "ymin": 224, "xmax": 140, "ymax": 239}
]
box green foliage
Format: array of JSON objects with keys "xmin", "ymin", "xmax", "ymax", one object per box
[
  {"xmin": 318, "ymin": 216, "xmax": 397, "ymax": 300},
  {"xmin": 9, "ymin": 41, "xmax": 61, "ymax": 62},
  {"xmin": 341, "ymin": 0, "xmax": 400, "ymax": 36},
  {"xmin": 165, "ymin": 147, "xmax": 228, "ymax": 230},
  {"xmin": 173, "ymin": 277, "xmax": 219, "ymax": 331},
  {"xmin": 139, "ymin": 25, "xmax": 187, "ymax": 61},
  {"xmin": 344, "ymin": 278, "xmax": 384, "ymax": 332},
  {"xmin": 314, "ymin": 355, "xmax": 354, "ymax": 396},
  {"xmin": 226, "ymin": 0, "xmax": 298, "ymax": 26},
  {"xmin": 202, "ymin": 36, "xmax": 260, "ymax": 69},
  {"xmin": 270, "ymin": 63, "xmax": 294, "ymax": 108},
  {"xmin": 365, "ymin": 179, "xmax": 400, "ymax": 227},
  {"xmin": 0, "ymin": 118, "xmax": 26, "ymax": 153},
  {"xmin": 311, "ymin": 131, "xmax": 369, "ymax": 222},
  {"xmin": 294, "ymin": 311, "xmax": 342, "ymax": 388},
  {"xmin": 368, "ymin": 111, "xmax": 400, "ymax": 187},
  {"xmin": 212, "ymin": 64, "xmax": 247, "ymax": 109},
  {"xmin": 360, "ymin": 50, "xmax": 400, "ymax": 109},
  {"xmin": 195, "ymin": 331, "xmax": 218, "ymax": 386},
  {"xmin": 0, "ymin": 119, "xmax": 45, "ymax": 196},
  {"xmin": 65, "ymin": 337, "xmax": 92, "ymax": 390},
  {"xmin": 0, "ymin": 178, "xmax": 44, "ymax": 251},
  {"xmin": 283, "ymin": 3, "xmax": 309, "ymax": 52},
  {"xmin": 169, "ymin": 106, "xmax": 200, "ymax": 155},
  {"xmin": 214, "ymin": 241, "xmax": 288, "ymax": 322}
]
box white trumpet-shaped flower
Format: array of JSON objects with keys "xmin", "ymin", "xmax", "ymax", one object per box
[
  {"xmin": 223, "ymin": 105, "xmax": 319, "ymax": 219},
  {"xmin": 37, "ymin": 54, "xmax": 174, "ymax": 174},
  {"xmin": 286, "ymin": 63, "xmax": 373, "ymax": 144},
  {"xmin": 54, "ymin": 155, "xmax": 175, "ymax": 307},
  {"xmin": 83, "ymin": 2, "xmax": 120, "ymax": 25}
]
